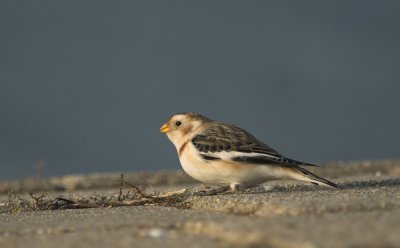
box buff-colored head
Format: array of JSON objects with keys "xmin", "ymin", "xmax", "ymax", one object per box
[{"xmin": 159, "ymin": 112, "xmax": 211, "ymax": 148}]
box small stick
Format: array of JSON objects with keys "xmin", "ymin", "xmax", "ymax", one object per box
[
  {"xmin": 121, "ymin": 179, "xmax": 153, "ymax": 199},
  {"xmin": 124, "ymin": 190, "xmax": 131, "ymax": 199},
  {"xmin": 118, "ymin": 173, "xmax": 124, "ymax": 201}
]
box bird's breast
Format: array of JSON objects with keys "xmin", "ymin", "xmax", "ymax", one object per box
[{"xmin": 177, "ymin": 143, "xmax": 226, "ymax": 185}]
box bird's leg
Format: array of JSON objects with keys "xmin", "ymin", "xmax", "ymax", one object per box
[{"xmin": 229, "ymin": 183, "xmax": 245, "ymax": 192}]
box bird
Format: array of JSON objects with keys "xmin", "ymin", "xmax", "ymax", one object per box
[{"xmin": 159, "ymin": 112, "xmax": 338, "ymax": 191}]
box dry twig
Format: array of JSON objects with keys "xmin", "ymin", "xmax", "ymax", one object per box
[{"xmin": 0, "ymin": 174, "xmax": 192, "ymax": 213}]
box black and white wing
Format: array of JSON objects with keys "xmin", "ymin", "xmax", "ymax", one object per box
[{"xmin": 191, "ymin": 123, "xmax": 317, "ymax": 167}]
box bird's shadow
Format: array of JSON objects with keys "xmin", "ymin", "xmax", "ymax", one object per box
[
  {"xmin": 339, "ymin": 178, "xmax": 400, "ymax": 190},
  {"xmin": 190, "ymin": 178, "xmax": 400, "ymax": 196},
  {"xmin": 223, "ymin": 178, "xmax": 400, "ymax": 195}
]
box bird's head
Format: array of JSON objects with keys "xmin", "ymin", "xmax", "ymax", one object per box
[{"xmin": 160, "ymin": 112, "xmax": 211, "ymax": 148}]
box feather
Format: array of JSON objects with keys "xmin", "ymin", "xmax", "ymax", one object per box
[{"xmin": 192, "ymin": 123, "xmax": 318, "ymax": 167}]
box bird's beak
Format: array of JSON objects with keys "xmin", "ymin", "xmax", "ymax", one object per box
[{"xmin": 159, "ymin": 123, "xmax": 170, "ymax": 133}]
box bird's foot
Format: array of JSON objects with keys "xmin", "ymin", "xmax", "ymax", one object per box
[
  {"xmin": 229, "ymin": 183, "xmax": 246, "ymax": 193},
  {"xmin": 228, "ymin": 184, "xmax": 275, "ymax": 194}
]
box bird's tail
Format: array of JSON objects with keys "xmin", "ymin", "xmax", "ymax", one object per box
[{"xmin": 292, "ymin": 166, "xmax": 339, "ymax": 189}]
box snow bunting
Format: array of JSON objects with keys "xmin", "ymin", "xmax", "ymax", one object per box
[{"xmin": 160, "ymin": 112, "xmax": 338, "ymax": 191}]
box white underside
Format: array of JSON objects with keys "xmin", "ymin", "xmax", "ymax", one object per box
[{"xmin": 179, "ymin": 143, "xmax": 299, "ymax": 187}]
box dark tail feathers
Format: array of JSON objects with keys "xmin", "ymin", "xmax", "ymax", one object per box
[{"xmin": 296, "ymin": 166, "xmax": 339, "ymax": 189}]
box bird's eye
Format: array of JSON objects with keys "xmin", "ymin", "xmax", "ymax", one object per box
[{"xmin": 175, "ymin": 121, "xmax": 182, "ymax": 126}]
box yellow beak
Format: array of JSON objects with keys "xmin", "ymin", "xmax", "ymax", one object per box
[{"xmin": 159, "ymin": 123, "xmax": 170, "ymax": 133}]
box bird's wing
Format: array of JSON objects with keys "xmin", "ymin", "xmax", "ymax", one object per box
[{"xmin": 191, "ymin": 123, "xmax": 317, "ymax": 167}]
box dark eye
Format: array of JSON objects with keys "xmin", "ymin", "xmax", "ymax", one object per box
[{"xmin": 175, "ymin": 121, "xmax": 182, "ymax": 126}]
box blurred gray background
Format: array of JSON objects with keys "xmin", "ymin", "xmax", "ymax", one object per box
[{"xmin": 1, "ymin": 1, "xmax": 399, "ymax": 180}]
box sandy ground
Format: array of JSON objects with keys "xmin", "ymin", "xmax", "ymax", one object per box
[{"xmin": 0, "ymin": 160, "xmax": 399, "ymax": 248}]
